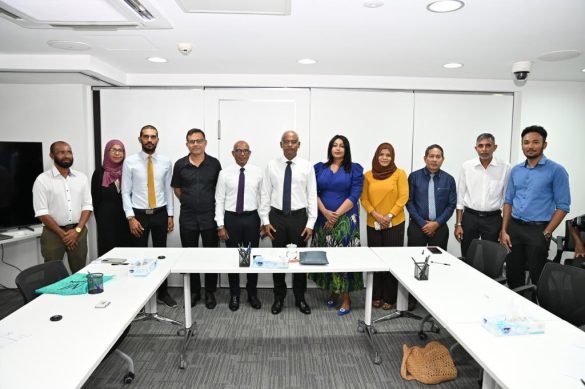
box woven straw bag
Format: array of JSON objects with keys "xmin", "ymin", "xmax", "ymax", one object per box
[{"xmin": 400, "ymin": 341, "xmax": 458, "ymax": 384}]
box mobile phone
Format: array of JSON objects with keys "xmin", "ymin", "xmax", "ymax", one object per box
[
  {"xmin": 427, "ymin": 246, "xmax": 442, "ymax": 254},
  {"xmin": 95, "ymin": 301, "xmax": 111, "ymax": 308}
]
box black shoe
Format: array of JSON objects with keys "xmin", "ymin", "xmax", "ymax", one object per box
[
  {"xmin": 248, "ymin": 295, "xmax": 262, "ymax": 310},
  {"xmin": 190, "ymin": 292, "xmax": 201, "ymax": 308},
  {"xmin": 229, "ymin": 295, "xmax": 240, "ymax": 311},
  {"xmin": 295, "ymin": 299, "xmax": 311, "ymax": 315},
  {"xmin": 205, "ymin": 292, "xmax": 216, "ymax": 309},
  {"xmin": 271, "ymin": 299, "xmax": 284, "ymax": 315},
  {"xmin": 157, "ymin": 294, "xmax": 177, "ymax": 308}
]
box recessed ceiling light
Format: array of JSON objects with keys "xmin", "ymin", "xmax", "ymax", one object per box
[
  {"xmin": 147, "ymin": 56, "xmax": 167, "ymax": 63},
  {"xmin": 581, "ymin": 68, "xmax": 585, "ymax": 73},
  {"xmin": 47, "ymin": 40, "xmax": 91, "ymax": 51},
  {"xmin": 363, "ymin": 1, "xmax": 384, "ymax": 8},
  {"xmin": 427, "ymin": 0, "xmax": 464, "ymax": 13},
  {"xmin": 443, "ymin": 62, "xmax": 463, "ymax": 69},
  {"xmin": 298, "ymin": 58, "xmax": 317, "ymax": 65}
]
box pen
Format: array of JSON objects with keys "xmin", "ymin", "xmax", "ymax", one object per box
[
  {"xmin": 431, "ymin": 261, "xmax": 451, "ymax": 266},
  {"xmin": 580, "ymin": 378, "xmax": 585, "ymax": 386}
]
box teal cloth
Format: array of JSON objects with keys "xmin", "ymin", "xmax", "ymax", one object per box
[{"xmin": 36, "ymin": 273, "xmax": 114, "ymax": 296}]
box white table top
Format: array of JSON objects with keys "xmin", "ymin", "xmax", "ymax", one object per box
[
  {"xmin": 0, "ymin": 255, "xmax": 172, "ymax": 389},
  {"xmin": 172, "ymin": 247, "xmax": 389, "ymax": 274},
  {"xmin": 0, "ymin": 225, "xmax": 42, "ymax": 245}
]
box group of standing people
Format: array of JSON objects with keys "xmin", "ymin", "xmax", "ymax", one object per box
[{"xmin": 32, "ymin": 124, "xmax": 573, "ymax": 318}]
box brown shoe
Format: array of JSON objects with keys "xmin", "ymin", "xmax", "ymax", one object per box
[
  {"xmin": 372, "ymin": 299, "xmax": 382, "ymax": 308},
  {"xmin": 381, "ymin": 302, "xmax": 394, "ymax": 310}
]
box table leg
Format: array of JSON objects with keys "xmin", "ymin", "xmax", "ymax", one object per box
[
  {"xmin": 134, "ymin": 284, "xmax": 184, "ymax": 327},
  {"xmin": 482, "ymin": 370, "xmax": 502, "ymax": 389},
  {"xmin": 357, "ymin": 272, "xmax": 382, "ymax": 364},
  {"xmin": 179, "ymin": 273, "xmax": 195, "ymax": 369}
]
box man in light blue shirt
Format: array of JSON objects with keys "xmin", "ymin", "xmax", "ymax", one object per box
[{"xmin": 500, "ymin": 125, "xmax": 570, "ymax": 288}]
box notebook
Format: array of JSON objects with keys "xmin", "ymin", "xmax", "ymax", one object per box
[{"xmin": 299, "ymin": 251, "xmax": 329, "ymax": 265}]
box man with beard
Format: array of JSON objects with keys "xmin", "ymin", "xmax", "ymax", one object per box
[
  {"xmin": 500, "ymin": 125, "xmax": 570, "ymax": 288},
  {"xmin": 33, "ymin": 141, "xmax": 93, "ymax": 273},
  {"xmin": 122, "ymin": 125, "xmax": 176, "ymax": 307},
  {"xmin": 454, "ymin": 133, "xmax": 510, "ymax": 258}
]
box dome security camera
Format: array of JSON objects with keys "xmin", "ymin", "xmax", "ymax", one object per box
[
  {"xmin": 512, "ymin": 61, "xmax": 531, "ymax": 81},
  {"xmin": 177, "ymin": 42, "xmax": 192, "ymax": 56}
]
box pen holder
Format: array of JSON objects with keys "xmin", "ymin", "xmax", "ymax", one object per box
[
  {"xmin": 413, "ymin": 262, "xmax": 429, "ymax": 281},
  {"xmin": 87, "ymin": 272, "xmax": 104, "ymax": 294},
  {"xmin": 238, "ymin": 249, "xmax": 251, "ymax": 267}
]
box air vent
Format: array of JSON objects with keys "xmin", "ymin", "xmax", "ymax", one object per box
[{"xmin": 175, "ymin": 0, "xmax": 291, "ymax": 15}]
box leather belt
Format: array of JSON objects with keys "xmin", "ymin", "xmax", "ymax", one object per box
[
  {"xmin": 512, "ymin": 217, "xmax": 548, "ymax": 226},
  {"xmin": 133, "ymin": 206, "xmax": 166, "ymax": 215},
  {"xmin": 59, "ymin": 224, "xmax": 78, "ymax": 230},
  {"xmin": 270, "ymin": 207, "xmax": 306, "ymax": 216},
  {"xmin": 226, "ymin": 210, "xmax": 257, "ymax": 216},
  {"xmin": 464, "ymin": 207, "xmax": 501, "ymax": 217}
]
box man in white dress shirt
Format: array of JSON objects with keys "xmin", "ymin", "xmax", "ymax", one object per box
[
  {"xmin": 122, "ymin": 125, "xmax": 176, "ymax": 307},
  {"xmin": 259, "ymin": 130, "xmax": 318, "ymax": 315},
  {"xmin": 32, "ymin": 141, "xmax": 93, "ymax": 274},
  {"xmin": 215, "ymin": 140, "xmax": 263, "ymax": 311},
  {"xmin": 454, "ymin": 133, "xmax": 510, "ymax": 257}
]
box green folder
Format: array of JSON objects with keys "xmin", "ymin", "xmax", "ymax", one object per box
[{"xmin": 36, "ymin": 273, "xmax": 114, "ymax": 296}]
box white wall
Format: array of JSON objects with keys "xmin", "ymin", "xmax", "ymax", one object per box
[{"xmin": 0, "ymin": 84, "xmax": 93, "ymax": 287}]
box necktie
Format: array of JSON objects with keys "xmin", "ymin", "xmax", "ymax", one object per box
[
  {"xmin": 428, "ymin": 173, "xmax": 436, "ymax": 221},
  {"xmin": 147, "ymin": 156, "xmax": 156, "ymax": 209},
  {"xmin": 236, "ymin": 167, "xmax": 245, "ymax": 214},
  {"xmin": 282, "ymin": 161, "xmax": 292, "ymax": 214}
]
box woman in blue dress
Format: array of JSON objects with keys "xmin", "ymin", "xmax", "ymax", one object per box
[{"xmin": 309, "ymin": 135, "xmax": 364, "ymax": 316}]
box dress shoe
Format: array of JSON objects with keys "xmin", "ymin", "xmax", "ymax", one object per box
[
  {"xmin": 228, "ymin": 295, "xmax": 240, "ymax": 311},
  {"xmin": 337, "ymin": 307, "xmax": 351, "ymax": 316},
  {"xmin": 190, "ymin": 292, "xmax": 201, "ymax": 308},
  {"xmin": 157, "ymin": 294, "xmax": 177, "ymax": 308},
  {"xmin": 271, "ymin": 299, "xmax": 284, "ymax": 315},
  {"xmin": 205, "ymin": 292, "xmax": 217, "ymax": 309},
  {"xmin": 326, "ymin": 294, "xmax": 339, "ymax": 308},
  {"xmin": 248, "ymin": 295, "xmax": 262, "ymax": 309},
  {"xmin": 295, "ymin": 299, "xmax": 311, "ymax": 315}
]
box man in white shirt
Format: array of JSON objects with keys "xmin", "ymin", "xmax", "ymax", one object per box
[
  {"xmin": 259, "ymin": 130, "xmax": 318, "ymax": 315},
  {"xmin": 122, "ymin": 125, "xmax": 176, "ymax": 307},
  {"xmin": 455, "ymin": 133, "xmax": 510, "ymax": 257},
  {"xmin": 32, "ymin": 141, "xmax": 93, "ymax": 273},
  {"xmin": 215, "ymin": 140, "xmax": 263, "ymax": 311}
]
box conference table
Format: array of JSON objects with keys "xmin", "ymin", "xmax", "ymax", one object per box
[
  {"xmin": 0, "ymin": 248, "xmax": 176, "ymax": 389},
  {"xmin": 171, "ymin": 246, "xmax": 389, "ymax": 369},
  {"xmin": 371, "ymin": 246, "xmax": 585, "ymax": 389}
]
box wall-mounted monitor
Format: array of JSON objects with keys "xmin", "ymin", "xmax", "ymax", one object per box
[{"xmin": 0, "ymin": 141, "xmax": 44, "ymax": 230}]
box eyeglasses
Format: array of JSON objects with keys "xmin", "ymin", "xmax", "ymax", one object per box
[
  {"xmin": 187, "ymin": 139, "xmax": 206, "ymax": 145},
  {"xmin": 233, "ymin": 149, "xmax": 251, "ymax": 154},
  {"xmin": 110, "ymin": 148, "xmax": 124, "ymax": 154},
  {"xmin": 281, "ymin": 140, "xmax": 299, "ymax": 145}
]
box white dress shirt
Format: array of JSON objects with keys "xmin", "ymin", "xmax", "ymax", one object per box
[
  {"xmin": 32, "ymin": 166, "xmax": 93, "ymax": 226},
  {"xmin": 215, "ymin": 163, "xmax": 263, "ymax": 226},
  {"xmin": 457, "ymin": 157, "xmax": 510, "ymax": 212},
  {"xmin": 121, "ymin": 151, "xmax": 174, "ymax": 217},
  {"xmin": 259, "ymin": 156, "xmax": 318, "ymax": 229}
]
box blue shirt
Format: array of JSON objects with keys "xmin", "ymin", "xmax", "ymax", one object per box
[
  {"xmin": 504, "ymin": 155, "xmax": 570, "ymax": 222},
  {"xmin": 406, "ymin": 167, "xmax": 457, "ymax": 228}
]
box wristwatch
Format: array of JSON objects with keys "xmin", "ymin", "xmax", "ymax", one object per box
[{"xmin": 74, "ymin": 226, "xmax": 82, "ymax": 233}]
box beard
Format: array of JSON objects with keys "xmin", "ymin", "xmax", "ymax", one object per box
[{"xmin": 54, "ymin": 158, "xmax": 73, "ymax": 169}]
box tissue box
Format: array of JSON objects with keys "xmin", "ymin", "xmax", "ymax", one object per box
[
  {"xmin": 482, "ymin": 315, "xmax": 545, "ymax": 336},
  {"xmin": 128, "ymin": 258, "xmax": 157, "ymax": 277}
]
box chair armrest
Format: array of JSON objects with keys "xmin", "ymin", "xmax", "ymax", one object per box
[
  {"xmin": 512, "ymin": 284, "xmax": 537, "ymax": 302},
  {"xmin": 494, "ymin": 276, "xmax": 507, "ymax": 284}
]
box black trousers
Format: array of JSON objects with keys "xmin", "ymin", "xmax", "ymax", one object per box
[
  {"xmin": 460, "ymin": 211, "xmax": 502, "ymax": 258},
  {"xmin": 367, "ymin": 222, "xmax": 404, "ymax": 304},
  {"xmin": 505, "ymin": 218, "xmax": 549, "ymax": 289},
  {"xmin": 130, "ymin": 208, "xmax": 169, "ymax": 297},
  {"xmin": 407, "ymin": 221, "xmax": 449, "ymax": 250},
  {"xmin": 180, "ymin": 226, "xmax": 219, "ymax": 294},
  {"xmin": 269, "ymin": 209, "xmax": 308, "ymax": 301},
  {"xmin": 225, "ymin": 211, "xmax": 260, "ymax": 297}
]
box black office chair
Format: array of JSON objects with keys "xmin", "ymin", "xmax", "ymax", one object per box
[
  {"xmin": 552, "ymin": 220, "xmax": 585, "ymax": 265},
  {"xmin": 517, "ymin": 262, "xmax": 585, "ymax": 328},
  {"xmin": 15, "ymin": 261, "xmax": 136, "ymax": 384}
]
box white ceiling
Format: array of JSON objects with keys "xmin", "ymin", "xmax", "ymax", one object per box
[{"xmin": 0, "ymin": 0, "xmax": 584, "ymax": 85}]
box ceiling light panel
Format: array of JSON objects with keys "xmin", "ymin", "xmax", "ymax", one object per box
[
  {"xmin": 427, "ymin": 0, "xmax": 464, "ymax": 13},
  {"xmin": 175, "ymin": 0, "xmax": 291, "ymax": 15}
]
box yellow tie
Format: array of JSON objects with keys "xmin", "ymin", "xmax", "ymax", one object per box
[{"xmin": 147, "ymin": 156, "xmax": 156, "ymax": 208}]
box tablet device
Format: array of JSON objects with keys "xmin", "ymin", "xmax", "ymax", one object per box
[
  {"xmin": 101, "ymin": 258, "xmax": 127, "ymax": 264},
  {"xmin": 299, "ymin": 251, "xmax": 329, "ymax": 265},
  {"xmin": 427, "ymin": 246, "xmax": 442, "ymax": 254}
]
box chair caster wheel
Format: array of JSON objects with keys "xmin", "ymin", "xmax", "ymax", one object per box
[
  {"xmin": 373, "ymin": 354, "xmax": 382, "ymax": 365},
  {"xmin": 177, "ymin": 328, "xmax": 185, "ymax": 336},
  {"xmin": 431, "ymin": 326, "xmax": 441, "ymax": 334},
  {"xmin": 179, "ymin": 360, "xmax": 186, "ymax": 369},
  {"xmin": 357, "ymin": 325, "xmax": 364, "ymax": 333},
  {"xmin": 123, "ymin": 372, "xmax": 135, "ymax": 384},
  {"xmin": 370, "ymin": 326, "xmax": 377, "ymax": 334},
  {"xmin": 418, "ymin": 331, "xmax": 428, "ymax": 340}
]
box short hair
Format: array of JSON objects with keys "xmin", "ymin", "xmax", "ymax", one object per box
[
  {"xmin": 50, "ymin": 141, "xmax": 68, "ymax": 154},
  {"xmin": 521, "ymin": 125, "xmax": 547, "ymax": 142},
  {"xmin": 476, "ymin": 133, "xmax": 495, "ymax": 143},
  {"xmin": 425, "ymin": 144, "xmax": 444, "ymax": 158},
  {"xmin": 186, "ymin": 128, "xmax": 205, "ymax": 140},
  {"xmin": 325, "ymin": 135, "xmax": 353, "ymax": 173},
  {"xmin": 281, "ymin": 130, "xmax": 299, "ymax": 141},
  {"xmin": 140, "ymin": 125, "xmax": 158, "ymax": 137}
]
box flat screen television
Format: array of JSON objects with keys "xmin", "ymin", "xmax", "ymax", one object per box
[{"xmin": 0, "ymin": 141, "xmax": 44, "ymax": 230}]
